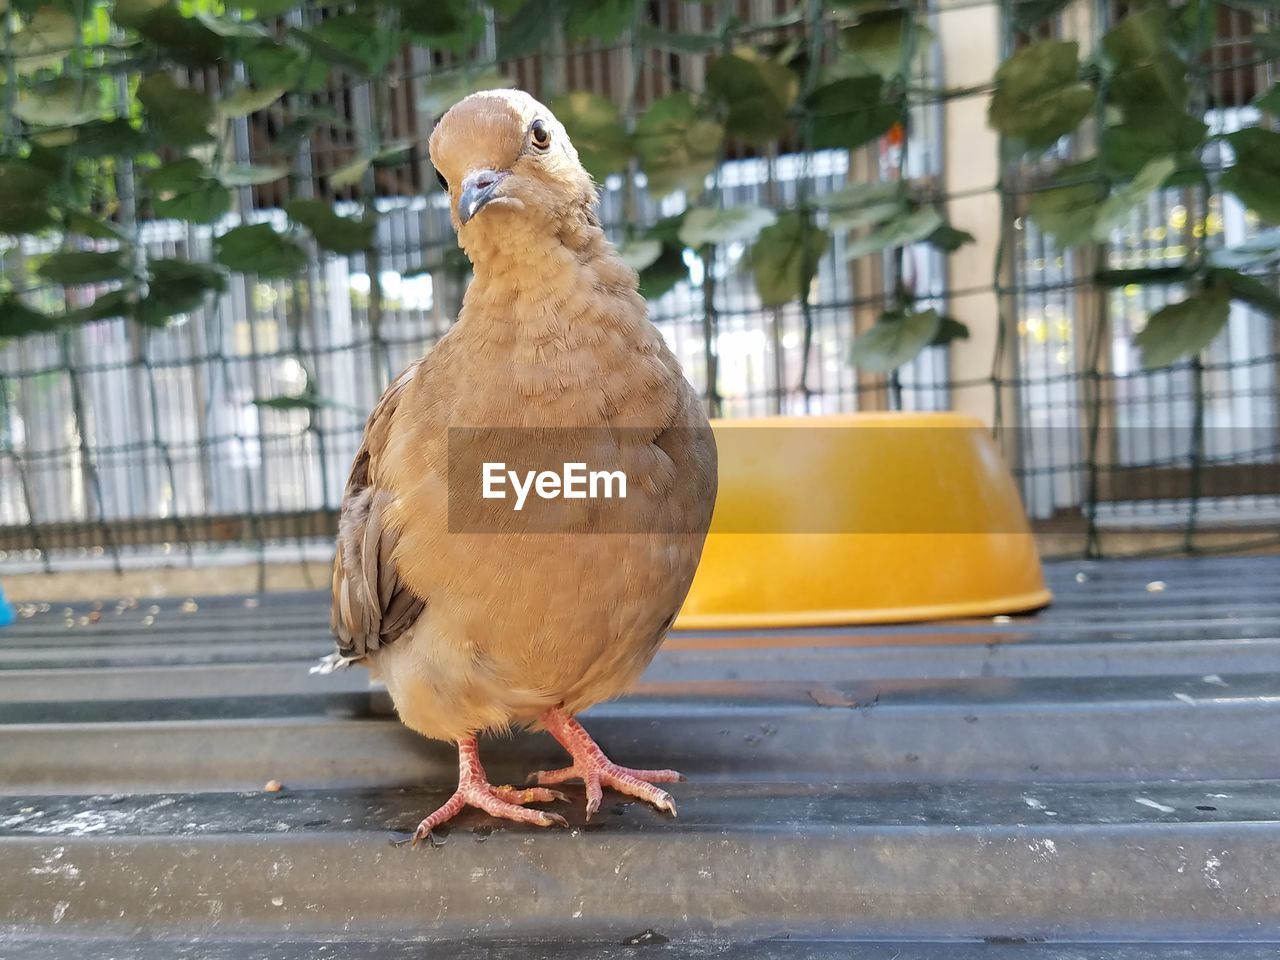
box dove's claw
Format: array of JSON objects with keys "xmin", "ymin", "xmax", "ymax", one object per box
[
  {"xmin": 534, "ymin": 708, "xmax": 684, "ymax": 820},
  {"xmin": 492, "ymin": 785, "xmax": 570, "ymax": 805},
  {"xmin": 409, "ymin": 737, "xmax": 568, "ymax": 847}
]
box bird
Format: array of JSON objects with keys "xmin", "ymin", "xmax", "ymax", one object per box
[{"xmin": 329, "ymin": 89, "xmax": 718, "ymax": 844}]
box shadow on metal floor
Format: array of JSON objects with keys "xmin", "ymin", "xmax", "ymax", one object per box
[{"xmin": 2, "ymin": 555, "xmax": 1280, "ymax": 957}]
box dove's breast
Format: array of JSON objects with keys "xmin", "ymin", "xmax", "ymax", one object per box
[{"xmin": 371, "ymin": 330, "xmax": 715, "ymax": 738}]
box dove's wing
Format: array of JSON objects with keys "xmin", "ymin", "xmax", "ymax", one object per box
[{"xmin": 330, "ymin": 362, "xmax": 426, "ymax": 660}]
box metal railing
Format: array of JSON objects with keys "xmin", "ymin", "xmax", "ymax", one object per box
[{"xmin": 0, "ymin": 0, "xmax": 1276, "ymax": 574}]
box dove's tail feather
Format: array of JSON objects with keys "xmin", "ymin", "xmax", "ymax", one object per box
[{"xmin": 310, "ymin": 652, "xmax": 362, "ymax": 675}]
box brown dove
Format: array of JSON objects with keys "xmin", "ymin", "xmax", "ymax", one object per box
[{"xmin": 330, "ymin": 89, "xmax": 718, "ymax": 843}]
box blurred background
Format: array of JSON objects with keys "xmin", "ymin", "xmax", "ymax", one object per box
[{"xmin": 0, "ymin": 0, "xmax": 1276, "ymax": 595}]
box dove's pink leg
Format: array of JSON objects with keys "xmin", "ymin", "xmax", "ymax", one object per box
[
  {"xmin": 531, "ymin": 707, "xmax": 685, "ymax": 820},
  {"xmin": 411, "ymin": 736, "xmax": 568, "ymax": 845}
]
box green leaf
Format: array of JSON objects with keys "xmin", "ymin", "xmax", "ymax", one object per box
[
  {"xmin": 144, "ymin": 157, "xmax": 204, "ymax": 192},
  {"xmin": 1100, "ymin": 113, "xmax": 1207, "ymax": 179},
  {"xmin": 751, "ymin": 211, "xmax": 830, "ymax": 306},
  {"xmin": 1207, "ymin": 228, "xmax": 1280, "ymax": 270},
  {"xmin": 617, "ymin": 238, "xmax": 662, "ymax": 273},
  {"xmin": 329, "ymin": 156, "xmax": 371, "ymax": 190},
  {"xmin": 156, "ymin": 181, "xmax": 230, "ymax": 223},
  {"xmin": 805, "ymin": 76, "xmax": 899, "ymax": 150},
  {"xmin": 549, "ymin": 92, "xmax": 633, "ymax": 181},
  {"xmin": 216, "ymin": 164, "xmax": 289, "ymax": 187},
  {"xmin": 839, "ymin": 9, "xmax": 913, "ymax": 79},
  {"xmin": 639, "ymin": 246, "xmax": 688, "ymax": 299},
  {"xmin": 1251, "ymin": 30, "xmax": 1280, "ymax": 59},
  {"xmin": 393, "ymin": 0, "xmax": 485, "ymax": 51},
  {"xmin": 136, "ymin": 7, "xmax": 227, "ymax": 67},
  {"xmin": 926, "ymin": 223, "xmax": 976, "ymax": 253},
  {"xmin": 38, "ymin": 250, "xmax": 132, "ymax": 285},
  {"xmin": 816, "ymin": 181, "xmax": 903, "ymax": 231},
  {"xmin": 1101, "ymin": 7, "xmax": 1172, "ymax": 64},
  {"xmin": 930, "ymin": 315, "xmax": 970, "ymax": 346},
  {"xmin": 645, "ymin": 212, "xmax": 685, "ymax": 245},
  {"xmin": 15, "ymin": 78, "xmax": 102, "ymax": 127},
  {"xmin": 812, "ymin": 180, "xmax": 899, "ymax": 210},
  {"xmin": 1089, "ymin": 156, "xmax": 1175, "ymax": 242},
  {"xmin": 636, "ymin": 217, "xmax": 689, "ymax": 299},
  {"xmin": 988, "ymin": 40, "xmax": 1095, "ymax": 149},
  {"xmin": 1134, "ymin": 288, "xmax": 1230, "ymax": 368},
  {"xmin": 111, "ymin": 0, "xmax": 167, "ymax": 29},
  {"xmin": 286, "ymin": 199, "xmax": 376, "ymax": 254},
  {"xmin": 244, "ymin": 41, "xmax": 329, "ymax": 91},
  {"xmin": 1027, "ymin": 160, "xmax": 1106, "ymax": 247},
  {"xmin": 497, "ymin": 0, "xmax": 553, "ymax": 58},
  {"xmin": 145, "ymin": 159, "xmax": 231, "ymax": 224},
  {"xmin": 220, "ymin": 0, "xmax": 298, "ymax": 17},
  {"xmin": 419, "ymin": 67, "xmax": 509, "ymax": 118},
  {"xmin": 11, "ymin": 6, "xmax": 78, "ymax": 75},
  {"xmin": 754, "ymin": 6, "xmax": 805, "ymax": 28},
  {"xmin": 215, "ymin": 223, "xmax": 308, "ymax": 278},
  {"xmin": 191, "ymin": 13, "xmax": 270, "ymax": 39},
  {"xmin": 276, "ymin": 107, "xmax": 346, "ymax": 154},
  {"xmin": 1221, "ymin": 128, "xmax": 1280, "ymax": 224},
  {"xmin": 216, "ymin": 85, "xmax": 285, "ymax": 120},
  {"xmin": 1255, "ymin": 83, "xmax": 1280, "ymax": 117},
  {"xmin": 24, "ymin": 142, "xmax": 74, "ymax": 184},
  {"xmin": 1102, "ymin": 9, "xmax": 1187, "ymax": 116},
  {"xmin": 634, "ymin": 93, "xmax": 724, "ymax": 198},
  {"xmin": 292, "ymin": 15, "xmax": 395, "ymax": 77},
  {"xmin": 851, "ymin": 308, "xmax": 942, "ymax": 372},
  {"xmin": 29, "ymin": 129, "xmax": 79, "ymax": 150},
  {"xmin": 69, "ymin": 118, "xmax": 152, "ymax": 156},
  {"xmin": 1030, "ymin": 156, "xmax": 1172, "ymax": 248},
  {"xmin": 845, "ymin": 207, "xmax": 943, "ymax": 259},
  {"xmin": 253, "ymin": 385, "xmax": 352, "ymax": 412},
  {"xmin": 0, "ymin": 161, "xmax": 56, "ymax": 233},
  {"xmin": 828, "ymin": 199, "xmax": 903, "ymax": 231},
  {"xmin": 0, "ymin": 296, "xmax": 61, "ymax": 338},
  {"xmin": 1011, "ymin": 0, "xmax": 1071, "ymax": 33},
  {"xmin": 1208, "ymin": 267, "xmax": 1280, "ymax": 315},
  {"xmin": 372, "ymin": 142, "xmax": 412, "ymax": 168},
  {"xmin": 561, "ymin": 0, "xmax": 635, "ymax": 43},
  {"xmin": 1108, "ymin": 53, "xmax": 1188, "ymax": 117},
  {"xmin": 636, "ymin": 22, "xmax": 721, "ymax": 53},
  {"xmin": 137, "ymin": 73, "xmax": 215, "ymax": 147},
  {"xmin": 135, "ymin": 258, "xmax": 226, "ymax": 326},
  {"xmin": 706, "ymin": 50, "xmax": 798, "ymax": 143},
  {"xmin": 63, "ymin": 289, "xmax": 133, "ymax": 325},
  {"xmin": 66, "ymin": 212, "xmax": 129, "ymax": 242},
  {"xmin": 254, "ymin": 392, "xmax": 324, "ymax": 411},
  {"xmin": 679, "ymin": 205, "xmax": 778, "ymax": 248},
  {"xmin": 1096, "ymin": 265, "xmax": 1197, "ymax": 286}
]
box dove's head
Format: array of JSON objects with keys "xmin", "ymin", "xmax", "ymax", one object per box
[{"xmin": 428, "ymin": 90, "xmax": 596, "ymax": 253}]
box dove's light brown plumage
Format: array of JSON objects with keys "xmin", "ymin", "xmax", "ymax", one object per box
[{"xmin": 330, "ymin": 89, "xmax": 717, "ymax": 840}]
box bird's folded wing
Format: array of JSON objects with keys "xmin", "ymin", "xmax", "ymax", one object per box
[{"xmin": 330, "ymin": 363, "xmax": 425, "ymax": 660}]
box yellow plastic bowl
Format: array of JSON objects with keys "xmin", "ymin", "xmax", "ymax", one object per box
[{"xmin": 675, "ymin": 412, "xmax": 1051, "ymax": 629}]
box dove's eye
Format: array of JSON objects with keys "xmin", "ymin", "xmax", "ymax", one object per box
[
  {"xmin": 434, "ymin": 167, "xmax": 448, "ymax": 191},
  {"xmin": 530, "ymin": 119, "xmax": 552, "ymax": 151}
]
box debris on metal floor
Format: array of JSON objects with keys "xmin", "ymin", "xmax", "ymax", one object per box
[{"xmin": 2, "ymin": 556, "xmax": 1279, "ymax": 957}]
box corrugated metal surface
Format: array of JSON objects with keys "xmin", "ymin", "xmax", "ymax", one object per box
[{"xmin": 2, "ymin": 556, "xmax": 1280, "ymax": 956}]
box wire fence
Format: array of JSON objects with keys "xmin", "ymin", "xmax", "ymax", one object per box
[{"xmin": 0, "ymin": 0, "xmax": 1277, "ymax": 576}]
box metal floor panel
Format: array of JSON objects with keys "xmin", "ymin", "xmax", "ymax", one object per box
[
  {"xmin": 6, "ymin": 940, "xmax": 1280, "ymax": 960},
  {"xmin": 2, "ymin": 555, "xmax": 1279, "ymax": 952}
]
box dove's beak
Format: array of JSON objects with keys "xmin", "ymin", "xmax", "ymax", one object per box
[{"xmin": 458, "ymin": 169, "xmax": 510, "ymax": 225}]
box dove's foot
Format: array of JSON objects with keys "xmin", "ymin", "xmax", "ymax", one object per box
[
  {"xmin": 531, "ymin": 707, "xmax": 685, "ymax": 820},
  {"xmin": 411, "ymin": 736, "xmax": 568, "ymax": 846}
]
